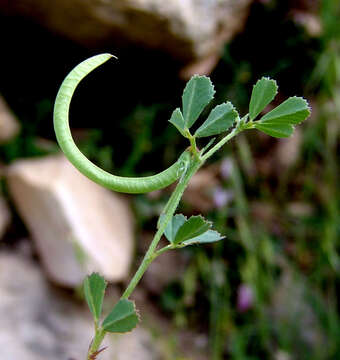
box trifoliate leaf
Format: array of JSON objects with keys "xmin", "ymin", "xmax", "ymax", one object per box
[
  {"xmin": 249, "ymin": 77, "xmax": 278, "ymax": 120},
  {"xmin": 254, "ymin": 96, "xmax": 311, "ymax": 138},
  {"xmin": 83, "ymin": 273, "xmax": 107, "ymax": 322},
  {"xmin": 195, "ymin": 102, "xmax": 238, "ymax": 138},
  {"xmin": 182, "ymin": 75, "xmax": 215, "ymax": 128},
  {"xmin": 102, "ymin": 299, "xmax": 139, "ymax": 333},
  {"xmin": 182, "ymin": 230, "xmax": 225, "ymax": 246},
  {"xmin": 169, "ymin": 108, "xmax": 186, "ymax": 137},
  {"xmin": 164, "ymin": 214, "xmax": 187, "ymax": 243},
  {"xmin": 259, "ymin": 96, "xmax": 310, "ymax": 125},
  {"xmin": 174, "ymin": 215, "xmax": 212, "ymax": 245}
]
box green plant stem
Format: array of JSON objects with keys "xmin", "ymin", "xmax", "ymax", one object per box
[
  {"xmin": 86, "ymin": 127, "xmax": 242, "ymax": 358},
  {"xmin": 121, "ymin": 125, "xmax": 246, "ymax": 301},
  {"xmin": 200, "ymin": 126, "xmax": 241, "ymax": 162},
  {"xmin": 86, "ymin": 158, "xmax": 202, "ymax": 358},
  {"xmin": 87, "ymin": 327, "xmax": 105, "ymax": 359},
  {"xmin": 154, "ymin": 244, "xmax": 175, "ymax": 257},
  {"xmin": 121, "ymin": 156, "xmax": 202, "ymax": 299}
]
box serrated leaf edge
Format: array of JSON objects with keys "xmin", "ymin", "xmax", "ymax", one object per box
[
  {"xmin": 84, "ymin": 272, "xmax": 107, "ymax": 321},
  {"xmin": 182, "ymin": 75, "xmax": 215, "ymax": 128},
  {"xmin": 258, "ymin": 96, "xmax": 311, "ymax": 124},
  {"xmin": 249, "ymin": 77, "xmax": 278, "ymax": 121},
  {"xmin": 182, "ymin": 229, "xmax": 226, "ymax": 246},
  {"xmin": 194, "ymin": 101, "xmax": 238, "ymax": 138},
  {"xmin": 174, "ymin": 215, "xmax": 213, "ymax": 244},
  {"xmin": 102, "ymin": 299, "xmax": 140, "ymax": 334},
  {"xmin": 166, "ymin": 213, "xmax": 188, "ymax": 243},
  {"xmin": 168, "ymin": 108, "xmax": 187, "ymax": 137}
]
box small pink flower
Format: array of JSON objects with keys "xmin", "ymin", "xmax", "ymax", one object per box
[
  {"xmin": 213, "ymin": 187, "xmax": 234, "ymax": 208},
  {"xmin": 237, "ymin": 284, "xmax": 254, "ymax": 313},
  {"xmin": 220, "ymin": 158, "xmax": 233, "ymax": 179}
]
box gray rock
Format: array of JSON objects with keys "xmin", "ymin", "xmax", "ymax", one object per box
[
  {"xmin": 0, "ymin": 0, "xmax": 252, "ymax": 74},
  {"xmin": 0, "ymin": 252, "xmax": 159, "ymax": 360},
  {"xmin": 7, "ymin": 155, "xmax": 134, "ymax": 287}
]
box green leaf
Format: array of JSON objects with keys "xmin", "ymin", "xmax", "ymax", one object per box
[
  {"xmin": 259, "ymin": 96, "xmax": 310, "ymax": 125},
  {"xmin": 249, "ymin": 77, "xmax": 278, "ymax": 120},
  {"xmin": 164, "ymin": 214, "xmax": 187, "ymax": 243},
  {"xmin": 255, "ymin": 97, "xmax": 311, "ymax": 138},
  {"xmin": 102, "ymin": 299, "xmax": 139, "ymax": 333},
  {"xmin": 195, "ymin": 102, "xmax": 238, "ymax": 138},
  {"xmin": 174, "ymin": 215, "xmax": 212, "ymax": 245},
  {"xmin": 182, "ymin": 230, "xmax": 225, "ymax": 246},
  {"xmin": 254, "ymin": 123, "xmax": 293, "ymax": 138},
  {"xmin": 83, "ymin": 273, "xmax": 107, "ymax": 322},
  {"xmin": 169, "ymin": 108, "xmax": 186, "ymax": 137},
  {"xmin": 182, "ymin": 75, "xmax": 215, "ymax": 128}
]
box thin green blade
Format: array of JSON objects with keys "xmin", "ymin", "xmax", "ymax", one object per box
[
  {"xmin": 169, "ymin": 108, "xmax": 186, "ymax": 137},
  {"xmin": 195, "ymin": 102, "xmax": 238, "ymax": 138},
  {"xmin": 164, "ymin": 214, "xmax": 187, "ymax": 243},
  {"xmin": 83, "ymin": 273, "xmax": 107, "ymax": 322},
  {"xmin": 182, "ymin": 230, "xmax": 225, "ymax": 246},
  {"xmin": 182, "ymin": 75, "xmax": 215, "ymax": 128},
  {"xmin": 259, "ymin": 96, "xmax": 310, "ymax": 125},
  {"xmin": 249, "ymin": 77, "xmax": 278, "ymax": 120},
  {"xmin": 174, "ymin": 215, "xmax": 212, "ymax": 245},
  {"xmin": 102, "ymin": 299, "xmax": 139, "ymax": 333}
]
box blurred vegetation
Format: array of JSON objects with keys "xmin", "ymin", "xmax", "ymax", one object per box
[{"xmin": 0, "ymin": 1, "xmax": 339, "ymax": 359}]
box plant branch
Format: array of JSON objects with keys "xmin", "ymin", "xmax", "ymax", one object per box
[{"xmin": 121, "ymin": 156, "xmax": 202, "ymax": 300}]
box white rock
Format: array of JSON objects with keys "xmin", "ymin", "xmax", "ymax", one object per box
[
  {"xmin": 0, "ymin": 0, "xmax": 251, "ymax": 73},
  {"xmin": 0, "ymin": 96, "xmax": 20, "ymax": 143},
  {"xmin": 0, "ymin": 252, "xmax": 159, "ymax": 360},
  {"xmin": 6, "ymin": 155, "xmax": 134, "ymax": 287}
]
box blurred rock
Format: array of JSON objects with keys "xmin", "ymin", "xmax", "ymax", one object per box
[
  {"xmin": 292, "ymin": 11, "xmax": 322, "ymax": 37},
  {"xmin": 142, "ymin": 242, "xmax": 188, "ymax": 294},
  {"xmin": 274, "ymin": 128, "xmax": 302, "ymax": 170},
  {"xmin": 0, "ymin": 96, "xmax": 20, "ymax": 143},
  {"xmin": 0, "ymin": 196, "xmax": 11, "ymax": 240},
  {"xmin": 0, "ymin": 252, "xmax": 159, "ymax": 360},
  {"xmin": 286, "ymin": 201, "xmax": 314, "ymax": 217},
  {"xmin": 274, "ymin": 350, "xmax": 292, "ymax": 360},
  {"xmin": 0, "ymin": 0, "xmax": 252, "ymax": 75},
  {"xmin": 112, "ymin": 327, "xmax": 161, "ymax": 360},
  {"xmin": 183, "ymin": 166, "xmax": 219, "ymax": 211},
  {"xmin": 256, "ymin": 128, "xmax": 302, "ymax": 177},
  {"xmin": 6, "ymin": 155, "xmax": 134, "ymax": 287}
]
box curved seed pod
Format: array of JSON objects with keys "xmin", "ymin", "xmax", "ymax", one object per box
[{"xmin": 53, "ymin": 54, "xmax": 191, "ymax": 194}]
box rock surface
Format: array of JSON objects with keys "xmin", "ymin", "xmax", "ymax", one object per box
[
  {"xmin": 0, "ymin": 252, "xmax": 159, "ymax": 360},
  {"xmin": 0, "ymin": 0, "xmax": 252, "ymax": 74},
  {"xmin": 7, "ymin": 155, "xmax": 134, "ymax": 287},
  {"xmin": 0, "ymin": 96, "xmax": 20, "ymax": 143}
]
